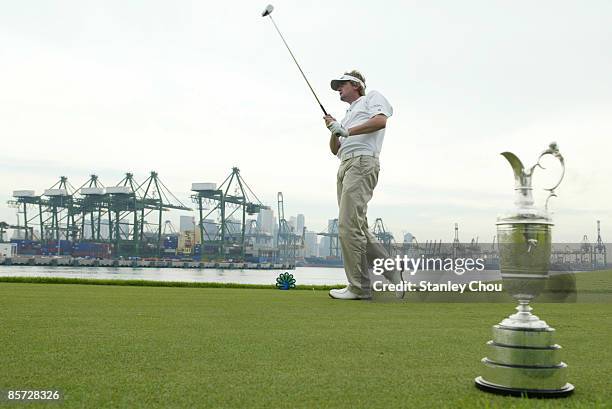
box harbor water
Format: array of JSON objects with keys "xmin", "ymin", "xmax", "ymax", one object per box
[
  {"xmin": 0, "ymin": 265, "xmax": 503, "ymax": 286},
  {"xmin": 0, "ymin": 265, "xmax": 349, "ymax": 286}
]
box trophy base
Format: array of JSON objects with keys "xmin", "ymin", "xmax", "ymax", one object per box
[
  {"xmin": 475, "ymin": 377, "xmax": 574, "ymax": 398},
  {"xmin": 476, "ymin": 305, "xmax": 574, "ymax": 397}
]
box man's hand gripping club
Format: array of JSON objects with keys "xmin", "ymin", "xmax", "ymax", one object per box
[{"xmin": 324, "ymin": 115, "xmax": 349, "ymax": 138}]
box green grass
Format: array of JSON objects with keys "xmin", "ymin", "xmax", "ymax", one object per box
[{"xmin": 1, "ymin": 280, "xmax": 611, "ymax": 408}]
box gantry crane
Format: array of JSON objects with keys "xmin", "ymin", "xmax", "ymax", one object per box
[
  {"xmin": 594, "ymin": 220, "xmax": 607, "ymax": 267},
  {"xmin": 372, "ymin": 217, "xmax": 394, "ymax": 255},
  {"xmin": 78, "ymin": 175, "xmax": 107, "ymax": 242},
  {"xmin": 191, "ymin": 167, "xmax": 268, "ymax": 260},
  {"xmin": 276, "ymin": 192, "xmax": 300, "ymax": 264},
  {"xmin": 8, "ymin": 171, "xmax": 191, "ymax": 258},
  {"xmin": 318, "ymin": 218, "xmax": 340, "ymax": 258}
]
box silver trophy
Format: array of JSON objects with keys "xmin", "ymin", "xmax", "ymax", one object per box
[{"xmin": 475, "ymin": 142, "xmax": 574, "ymax": 397}]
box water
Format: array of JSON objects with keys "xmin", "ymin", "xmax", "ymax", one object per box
[
  {"xmin": 0, "ymin": 265, "xmax": 509, "ymax": 287},
  {"xmin": 0, "ymin": 265, "xmax": 349, "ymax": 286}
]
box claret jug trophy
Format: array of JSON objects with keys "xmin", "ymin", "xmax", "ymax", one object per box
[{"xmin": 475, "ymin": 142, "xmax": 574, "ymax": 397}]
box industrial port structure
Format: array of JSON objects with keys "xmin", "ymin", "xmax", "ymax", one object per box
[
  {"xmin": 8, "ymin": 172, "xmax": 190, "ymax": 258},
  {"xmin": 2, "ymin": 167, "xmax": 316, "ymax": 267},
  {"xmin": 2, "ymin": 168, "xmax": 609, "ymax": 271},
  {"xmin": 365, "ymin": 221, "xmax": 609, "ymax": 272},
  {"xmin": 190, "ymin": 167, "xmax": 268, "ymax": 259},
  {"xmin": 0, "ymin": 165, "xmax": 396, "ymax": 267}
]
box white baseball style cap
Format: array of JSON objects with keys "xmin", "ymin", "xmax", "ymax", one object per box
[{"xmin": 330, "ymin": 74, "xmax": 366, "ymax": 91}]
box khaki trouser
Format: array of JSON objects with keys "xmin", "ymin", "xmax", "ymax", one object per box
[{"xmin": 337, "ymin": 155, "xmax": 390, "ymax": 296}]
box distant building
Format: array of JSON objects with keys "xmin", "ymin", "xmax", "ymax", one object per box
[
  {"xmin": 296, "ymin": 214, "xmax": 305, "ymax": 235},
  {"xmin": 180, "ymin": 215, "xmax": 196, "ymax": 233},
  {"xmin": 257, "ymin": 208, "xmax": 275, "ymax": 234},
  {"xmin": 289, "ymin": 216, "xmax": 297, "ymax": 233},
  {"xmin": 319, "ymin": 236, "xmax": 330, "ymax": 257},
  {"xmin": 304, "ymin": 230, "xmax": 318, "ymax": 257}
]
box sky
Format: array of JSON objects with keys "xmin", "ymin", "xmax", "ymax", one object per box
[{"xmin": 1, "ymin": 0, "xmax": 611, "ymax": 243}]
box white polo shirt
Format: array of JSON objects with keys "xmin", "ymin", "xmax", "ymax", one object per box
[{"xmin": 337, "ymin": 90, "xmax": 393, "ymax": 159}]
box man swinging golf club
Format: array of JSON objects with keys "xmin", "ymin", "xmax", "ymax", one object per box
[
  {"xmin": 260, "ymin": 7, "xmax": 402, "ymax": 299},
  {"xmin": 325, "ymin": 70, "xmax": 402, "ymax": 300}
]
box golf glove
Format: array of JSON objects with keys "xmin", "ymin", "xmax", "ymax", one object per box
[{"xmin": 327, "ymin": 121, "xmax": 349, "ymax": 138}]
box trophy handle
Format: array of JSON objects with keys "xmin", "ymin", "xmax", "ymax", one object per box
[{"xmin": 532, "ymin": 142, "xmax": 565, "ymax": 210}]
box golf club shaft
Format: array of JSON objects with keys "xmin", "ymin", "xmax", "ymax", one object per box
[{"xmin": 268, "ymin": 15, "xmax": 328, "ymax": 116}]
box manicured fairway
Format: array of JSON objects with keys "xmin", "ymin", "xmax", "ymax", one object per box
[{"xmin": 0, "ymin": 280, "xmax": 611, "ymax": 408}]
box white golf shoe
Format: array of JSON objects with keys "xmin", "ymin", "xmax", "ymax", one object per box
[{"xmin": 329, "ymin": 287, "xmax": 370, "ymax": 300}]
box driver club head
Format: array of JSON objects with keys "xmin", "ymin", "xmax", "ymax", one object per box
[{"xmin": 261, "ymin": 4, "xmax": 274, "ymax": 17}]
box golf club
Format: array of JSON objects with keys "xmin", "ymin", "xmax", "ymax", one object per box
[{"xmin": 261, "ymin": 4, "xmax": 328, "ymax": 116}]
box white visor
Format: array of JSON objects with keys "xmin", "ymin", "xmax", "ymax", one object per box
[{"xmin": 330, "ymin": 74, "xmax": 366, "ymax": 91}]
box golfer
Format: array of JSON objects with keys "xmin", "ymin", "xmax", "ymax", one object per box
[{"xmin": 324, "ymin": 70, "xmax": 401, "ymax": 300}]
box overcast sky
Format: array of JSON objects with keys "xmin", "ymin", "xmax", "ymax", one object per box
[{"xmin": 1, "ymin": 0, "xmax": 610, "ymax": 243}]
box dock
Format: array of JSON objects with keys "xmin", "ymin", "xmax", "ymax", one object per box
[{"xmin": 0, "ymin": 256, "xmax": 294, "ymax": 270}]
